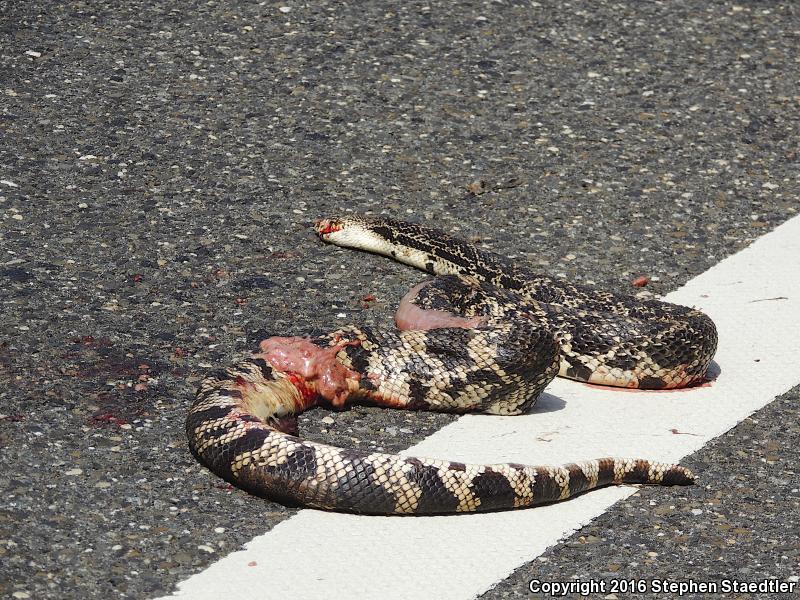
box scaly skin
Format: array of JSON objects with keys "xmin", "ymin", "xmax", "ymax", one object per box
[{"xmin": 185, "ymin": 216, "xmax": 700, "ymax": 514}]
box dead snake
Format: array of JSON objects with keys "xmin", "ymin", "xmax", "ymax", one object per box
[{"xmin": 186, "ymin": 215, "xmax": 717, "ymax": 514}]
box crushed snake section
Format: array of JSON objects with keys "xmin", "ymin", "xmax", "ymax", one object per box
[{"xmin": 186, "ymin": 215, "xmax": 713, "ymax": 514}]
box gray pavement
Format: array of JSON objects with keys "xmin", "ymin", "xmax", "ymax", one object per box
[{"xmin": 1, "ymin": 1, "xmax": 798, "ymax": 598}]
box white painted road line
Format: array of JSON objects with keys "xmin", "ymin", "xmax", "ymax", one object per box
[{"xmin": 162, "ymin": 215, "xmax": 800, "ymax": 600}]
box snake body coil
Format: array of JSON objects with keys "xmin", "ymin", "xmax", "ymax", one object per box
[{"xmin": 186, "ymin": 216, "xmax": 716, "ymax": 514}]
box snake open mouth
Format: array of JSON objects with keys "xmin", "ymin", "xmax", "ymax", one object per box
[{"xmin": 315, "ymin": 218, "xmax": 342, "ymax": 236}]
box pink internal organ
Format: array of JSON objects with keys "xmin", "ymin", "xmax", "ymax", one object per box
[
  {"xmin": 256, "ymin": 282, "xmax": 484, "ymax": 407},
  {"xmin": 394, "ymin": 282, "xmax": 485, "ymax": 331},
  {"xmin": 256, "ymin": 337, "xmax": 360, "ymax": 406}
]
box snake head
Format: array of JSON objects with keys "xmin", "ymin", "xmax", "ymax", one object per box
[
  {"xmin": 314, "ymin": 216, "xmax": 397, "ymax": 256},
  {"xmin": 315, "ymin": 217, "xmax": 345, "ymax": 238}
]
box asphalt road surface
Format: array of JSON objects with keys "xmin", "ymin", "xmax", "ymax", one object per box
[{"xmin": 1, "ymin": 1, "xmax": 798, "ymax": 598}]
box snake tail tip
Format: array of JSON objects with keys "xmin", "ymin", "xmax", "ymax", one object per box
[{"xmin": 664, "ymin": 466, "xmax": 696, "ymax": 486}]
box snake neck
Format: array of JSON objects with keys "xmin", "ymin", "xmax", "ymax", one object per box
[{"xmin": 315, "ymin": 215, "xmax": 530, "ymax": 291}]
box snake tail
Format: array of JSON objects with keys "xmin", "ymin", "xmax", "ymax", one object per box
[{"xmin": 187, "ymin": 356, "xmax": 693, "ymax": 515}]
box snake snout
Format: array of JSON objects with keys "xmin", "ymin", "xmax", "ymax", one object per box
[{"xmin": 314, "ymin": 217, "xmax": 343, "ymax": 237}]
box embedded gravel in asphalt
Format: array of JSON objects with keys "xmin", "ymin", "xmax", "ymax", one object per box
[{"xmin": 1, "ymin": 1, "xmax": 798, "ymax": 598}]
